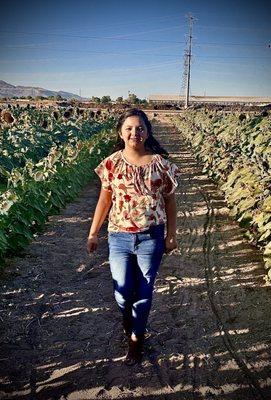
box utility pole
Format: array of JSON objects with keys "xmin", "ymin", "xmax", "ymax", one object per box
[{"xmin": 183, "ymin": 14, "xmax": 195, "ymax": 109}]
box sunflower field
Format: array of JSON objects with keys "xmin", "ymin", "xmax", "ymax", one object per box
[
  {"xmin": 172, "ymin": 109, "xmax": 271, "ymax": 282},
  {"xmin": 0, "ymin": 105, "xmax": 116, "ymax": 266}
]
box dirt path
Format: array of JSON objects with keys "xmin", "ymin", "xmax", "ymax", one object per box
[{"xmin": 0, "ymin": 115, "xmax": 271, "ymax": 400}]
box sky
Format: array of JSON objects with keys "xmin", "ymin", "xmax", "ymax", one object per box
[{"xmin": 0, "ymin": 0, "xmax": 270, "ymax": 99}]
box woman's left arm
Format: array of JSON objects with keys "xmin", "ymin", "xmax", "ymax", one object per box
[{"xmin": 163, "ymin": 193, "xmax": 178, "ymax": 253}]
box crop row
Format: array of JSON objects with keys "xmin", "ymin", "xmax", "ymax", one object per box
[
  {"xmin": 0, "ymin": 106, "xmax": 113, "ymax": 190},
  {"xmin": 0, "ymin": 108, "xmax": 116, "ymax": 267},
  {"xmin": 172, "ymin": 110, "xmax": 271, "ymax": 282}
]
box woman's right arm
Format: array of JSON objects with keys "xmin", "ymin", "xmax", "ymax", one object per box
[{"xmin": 87, "ymin": 188, "xmax": 112, "ymax": 253}]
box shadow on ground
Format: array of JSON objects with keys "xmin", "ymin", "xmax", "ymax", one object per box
[{"xmin": 0, "ymin": 119, "xmax": 270, "ymax": 400}]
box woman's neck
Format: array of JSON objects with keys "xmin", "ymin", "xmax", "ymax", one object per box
[{"xmin": 122, "ymin": 147, "xmax": 150, "ymax": 159}]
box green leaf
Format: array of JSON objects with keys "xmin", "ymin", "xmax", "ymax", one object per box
[
  {"xmin": 259, "ymin": 229, "xmax": 271, "ymax": 242},
  {"xmin": 0, "ymin": 229, "xmax": 8, "ymax": 248},
  {"xmin": 237, "ymin": 211, "xmax": 253, "ymax": 228},
  {"xmin": 262, "ymin": 196, "xmax": 271, "ymax": 213},
  {"xmin": 228, "ymin": 187, "xmax": 251, "ymax": 205},
  {"xmin": 8, "ymin": 234, "xmax": 31, "ymax": 251},
  {"xmin": 238, "ymin": 197, "xmax": 258, "ymax": 212},
  {"xmin": 253, "ymin": 212, "xmax": 271, "ymax": 228},
  {"xmin": 263, "ymin": 241, "xmax": 271, "ymax": 257}
]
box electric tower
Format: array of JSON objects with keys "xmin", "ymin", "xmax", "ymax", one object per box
[{"xmin": 182, "ymin": 14, "xmax": 195, "ymax": 109}]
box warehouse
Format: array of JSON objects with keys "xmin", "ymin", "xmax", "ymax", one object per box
[{"xmin": 148, "ymin": 94, "xmax": 271, "ymax": 106}]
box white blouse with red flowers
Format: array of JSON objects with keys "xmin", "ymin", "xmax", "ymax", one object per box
[{"xmin": 94, "ymin": 150, "xmax": 180, "ymax": 232}]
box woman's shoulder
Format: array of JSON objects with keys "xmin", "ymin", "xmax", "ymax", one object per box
[
  {"xmin": 97, "ymin": 150, "xmax": 123, "ymax": 172},
  {"xmin": 154, "ymin": 153, "xmax": 170, "ymax": 167},
  {"xmin": 154, "ymin": 154, "xmax": 181, "ymax": 174},
  {"xmin": 155, "ymin": 153, "xmax": 176, "ymax": 163},
  {"xmin": 101, "ymin": 150, "xmax": 122, "ymax": 165},
  {"xmin": 105, "ymin": 150, "xmax": 122, "ymax": 160}
]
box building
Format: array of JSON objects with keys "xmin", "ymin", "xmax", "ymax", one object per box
[{"xmin": 148, "ymin": 94, "xmax": 271, "ymax": 106}]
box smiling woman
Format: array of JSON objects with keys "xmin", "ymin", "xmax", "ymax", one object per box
[
  {"xmin": 87, "ymin": 108, "xmax": 181, "ymax": 365},
  {"xmin": 121, "ymin": 115, "xmax": 147, "ymax": 146},
  {"xmin": 115, "ymin": 108, "xmax": 169, "ymax": 158}
]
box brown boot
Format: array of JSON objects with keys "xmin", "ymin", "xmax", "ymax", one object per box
[{"xmin": 124, "ymin": 334, "xmax": 144, "ymax": 366}]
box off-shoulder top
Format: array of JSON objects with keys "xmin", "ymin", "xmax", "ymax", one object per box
[{"xmin": 94, "ymin": 150, "xmax": 180, "ymax": 232}]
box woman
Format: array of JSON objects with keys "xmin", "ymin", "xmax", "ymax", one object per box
[{"xmin": 87, "ymin": 108, "xmax": 180, "ymax": 365}]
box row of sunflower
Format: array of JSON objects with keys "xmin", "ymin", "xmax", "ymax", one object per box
[
  {"xmin": 0, "ymin": 105, "xmax": 112, "ymax": 189},
  {"xmin": 0, "ymin": 106, "xmax": 116, "ymax": 268},
  {"xmin": 172, "ymin": 109, "xmax": 271, "ymax": 282}
]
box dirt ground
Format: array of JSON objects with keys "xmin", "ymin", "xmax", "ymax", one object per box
[{"xmin": 0, "ymin": 115, "xmax": 271, "ymax": 400}]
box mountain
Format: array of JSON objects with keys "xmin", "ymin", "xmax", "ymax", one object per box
[{"xmin": 0, "ymin": 80, "xmax": 84, "ymax": 100}]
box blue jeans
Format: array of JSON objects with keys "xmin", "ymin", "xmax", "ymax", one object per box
[{"xmin": 108, "ymin": 224, "xmax": 165, "ymax": 336}]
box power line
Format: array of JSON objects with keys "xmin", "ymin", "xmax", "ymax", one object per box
[
  {"xmin": 0, "ymin": 30, "xmax": 268, "ymax": 47},
  {"xmin": 195, "ymin": 55, "xmax": 271, "ymax": 59},
  {"xmin": 2, "ymin": 44, "xmax": 270, "ymax": 60},
  {"xmin": 195, "ymin": 42, "xmax": 269, "ymax": 47},
  {"xmin": 2, "ymin": 45, "xmax": 183, "ymax": 57},
  {"xmin": 197, "ymin": 24, "xmax": 271, "ymax": 33},
  {"xmin": 0, "ymin": 30, "xmax": 186, "ymax": 44}
]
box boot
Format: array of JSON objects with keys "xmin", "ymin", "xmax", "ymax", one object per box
[
  {"xmin": 122, "ymin": 315, "xmax": 132, "ymax": 337},
  {"xmin": 124, "ymin": 334, "xmax": 145, "ymax": 366}
]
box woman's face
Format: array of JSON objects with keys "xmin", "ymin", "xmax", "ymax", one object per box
[{"xmin": 119, "ymin": 116, "xmax": 148, "ymax": 149}]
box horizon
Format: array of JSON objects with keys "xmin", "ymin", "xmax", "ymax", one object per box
[
  {"xmin": 0, "ymin": 0, "xmax": 270, "ymax": 99},
  {"xmin": 2, "ymin": 79, "xmax": 271, "ymax": 101}
]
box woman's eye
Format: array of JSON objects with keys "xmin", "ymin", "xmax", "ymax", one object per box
[{"xmin": 124, "ymin": 127, "xmax": 144, "ymax": 132}]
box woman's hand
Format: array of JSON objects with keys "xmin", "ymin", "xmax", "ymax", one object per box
[
  {"xmin": 87, "ymin": 234, "xmax": 98, "ymax": 253},
  {"xmin": 164, "ymin": 235, "xmax": 178, "ymax": 254}
]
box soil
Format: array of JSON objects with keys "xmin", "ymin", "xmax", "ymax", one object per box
[{"xmin": 0, "ymin": 114, "xmax": 270, "ymax": 400}]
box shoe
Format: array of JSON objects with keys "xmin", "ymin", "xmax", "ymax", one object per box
[{"xmin": 124, "ymin": 335, "xmax": 144, "ymax": 366}]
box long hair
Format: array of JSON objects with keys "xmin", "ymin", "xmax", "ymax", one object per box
[{"xmin": 114, "ymin": 108, "xmax": 169, "ymax": 158}]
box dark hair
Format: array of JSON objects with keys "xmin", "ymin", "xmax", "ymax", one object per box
[{"xmin": 114, "ymin": 108, "xmax": 169, "ymax": 158}]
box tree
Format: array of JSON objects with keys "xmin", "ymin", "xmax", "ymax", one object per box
[
  {"xmin": 36, "ymin": 95, "xmax": 46, "ymax": 100},
  {"xmin": 116, "ymin": 96, "xmax": 123, "ymax": 103},
  {"xmin": 139, "ymin": 99, "xmax": 148, "ymax": 105},
  {"xmin": 127, "ymin": 93, "xmax": 140, "ymax": 105},
  {"xmin": 101, "ymin": 95, "xmax": 111, "ymax": 104},
  {"xmin": 70, "ymin": 98, "xmax": 80, "ymax": 106},
  {"xmin": 91, "ymin": 96, "xmax": 101, "ymax": 104}
]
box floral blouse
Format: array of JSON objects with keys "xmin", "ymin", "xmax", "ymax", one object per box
[{"xmin": 94, "ymin": 150, "xmax": 181, "ymax": 232}]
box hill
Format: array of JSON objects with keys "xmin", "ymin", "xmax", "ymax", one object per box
[{"xmin": 0, "ymin": 80, "xmax": 83, "ymax": 100}]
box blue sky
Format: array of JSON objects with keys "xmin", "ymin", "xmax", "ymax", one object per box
[{"xmin": 0, "ymin": 0, "xmax": 270, "ymax": 99}]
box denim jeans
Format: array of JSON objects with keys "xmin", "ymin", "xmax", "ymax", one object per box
[{"xmin": 108, "ymin": 224, "xmax": 165, "ymax": 336}]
